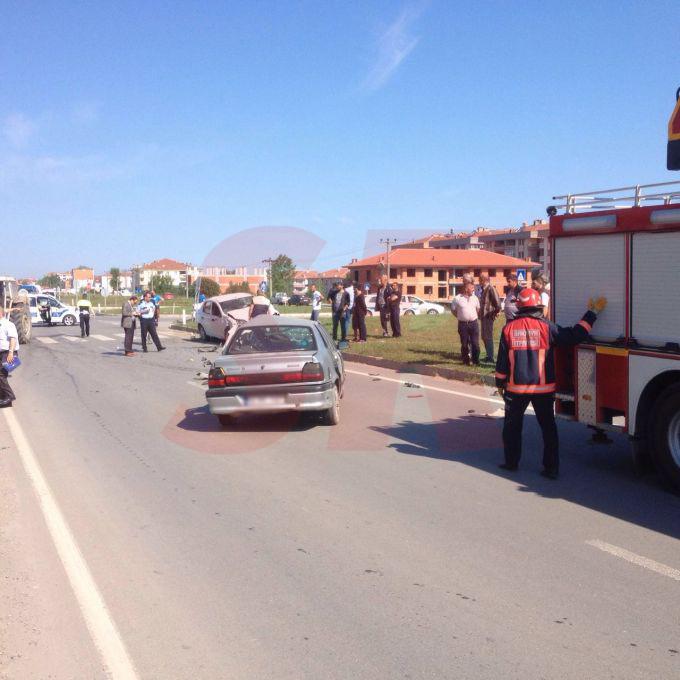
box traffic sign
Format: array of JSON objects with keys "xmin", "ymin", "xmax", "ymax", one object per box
[{"xmin": 516, "ymin": 268, "xmax": 527, "ymax": 282}]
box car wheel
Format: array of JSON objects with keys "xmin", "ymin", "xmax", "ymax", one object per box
[
  {"xmin": 650, "ymin": 384, "xmax": 680, "ymax": 493},
  {"xmin": 63, "ymin": 314, "xmax": 76, "ymax": 326},
  {"xmin": 198, "ymin": 324, "xmax": 208, "ymax": 341},
  {"xmin": 427, "ymin": 309, "xmax": 438, "ymax": 315},
  {"xmin": 218, "ymin": 414, "xmax": 235, "ymax": 428},
  {"xmin": 404, "ymin": 309, "xmax": 416, "ymax": 316},
  {"xmin": 323, "ymin": 386, "xmax": 340, "ymax": 426}
]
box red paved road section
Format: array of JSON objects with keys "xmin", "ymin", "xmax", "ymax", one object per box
[{"xmin": 162, "ymin": 369, "xmax": 503, "ymax": 456}]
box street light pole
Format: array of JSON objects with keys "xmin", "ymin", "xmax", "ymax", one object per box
[{"xmin": 379, "ymin": 238, "xmax": 398, "ymax": 278}]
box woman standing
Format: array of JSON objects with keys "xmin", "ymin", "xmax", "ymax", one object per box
[{"xmin": 352, "ymin": 288, "xmax": 368, "ymax": 343}]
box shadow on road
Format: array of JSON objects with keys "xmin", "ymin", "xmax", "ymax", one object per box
[
  {"xmin": 371, "ymin": 415, "xmax": 680, "ymax": 541},
  {"xmin": 176, "ymin": 405, "xmax": 317, "ymax": 433}
]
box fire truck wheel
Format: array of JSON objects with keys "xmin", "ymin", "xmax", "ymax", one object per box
[{"xmin": 650, "ymin": 384, "xmax": 680, "ymax": 493}]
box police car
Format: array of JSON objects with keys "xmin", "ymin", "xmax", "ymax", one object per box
[{"xmin": 28, "ymin": 294, "xmax": 80, "ymax": 326}]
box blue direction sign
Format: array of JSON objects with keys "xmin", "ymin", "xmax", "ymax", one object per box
[{"xmin": 516, "ymin": 269, "xmax": 527, "ymax": 283}]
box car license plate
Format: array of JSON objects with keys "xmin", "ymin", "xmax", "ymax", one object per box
[{"xmin": 244, "ymin": 395, "xmax": 286, "ymax": 407}]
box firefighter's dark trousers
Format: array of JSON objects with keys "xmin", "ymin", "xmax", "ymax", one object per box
[{"xmin": 502, "ymin": 392, "xmax": 559, "ymax": 473}]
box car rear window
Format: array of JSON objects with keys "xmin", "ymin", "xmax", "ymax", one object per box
[
  {"xmin": 219, "ymin": 296, "xmax": 253, "ymax": 313},
  {"xmin": 227, "ymin": 325, "xmax": 317, "ymax": 354}
]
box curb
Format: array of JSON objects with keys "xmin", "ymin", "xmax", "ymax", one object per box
[
  {"xmin": 340, "ymin": 352, "xmax": 496, "ymax": 387},
  {"xmin": 169, "ymin": 324, "xmax": 197, "ymax": 334}
]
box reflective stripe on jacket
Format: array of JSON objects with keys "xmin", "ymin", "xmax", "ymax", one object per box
[{"xmin": 495, "ymin": 310, "xmax": 596, "ymax": 394}]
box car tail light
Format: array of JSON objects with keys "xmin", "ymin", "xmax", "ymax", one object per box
[
  {"xmin": 208, "ymin": 367, "xmax": 226, "ymax": 387},
  {"xmin": 301, "ymin": 362, "xmax": 324, "ymax": 381}
]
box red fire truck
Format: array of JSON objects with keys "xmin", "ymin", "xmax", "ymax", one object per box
[{"xmin": 548, "ymin": 181, "xmax": 680, "ymax": 491}]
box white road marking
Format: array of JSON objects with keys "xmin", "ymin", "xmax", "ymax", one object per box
[
  {"xmin": 89, "ymin": 334, "xmax": 115, "ymax": 341},
  {"xmin": 2, "ymin": 409, "xmax": 140, "ymax": 679},
  {"xmin": 586, "ymin": 539, "xmax": 680, "ymax": 582},
  {"xmin": 345, "ymin": 368, "xmax": 505, "ymax": 406},
  {"xmin": 36, "ymin": 336, "xmax": 58, "ymax": 344},
  {"xmin": 63, "ymin": 336, "xmax": 84, "ymax": 342}
]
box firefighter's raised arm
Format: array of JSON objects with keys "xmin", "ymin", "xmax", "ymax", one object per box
[{"xmin": 550, "ymin": 296, "xmax": 607, "ymax": 346}]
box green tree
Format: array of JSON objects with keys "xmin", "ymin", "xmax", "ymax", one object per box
[
  {"xmin": 271, "ymin": 254, "xmax": 296, "ymax": 295},
  {"xmin": 39, "ymin": 273, "xmax": 62, "ymax": 288},
  {"xmin": 226, "ymin": 281, "xmax": 251, "ymax": 294},
  {"xmin": 109, "ymin": 267, "xmax": 121, "ymax": 291},
  {"xmin": 199, "ymin": 277, "xmax": 221, "ymax": 298},
  {"xmin": 149, "ymin": 273, "xmax": 175, "ymax": 294}
]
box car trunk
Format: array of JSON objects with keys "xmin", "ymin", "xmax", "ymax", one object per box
[{"xmin": 214, "ymin": 351, "xmax": 321, "ymax": 383}]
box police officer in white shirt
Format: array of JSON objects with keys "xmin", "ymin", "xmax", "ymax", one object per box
[
  {"xmin": 0, "ymin": 306, "xmax": 18, "ymax": 407},
  {"xmin": 137, "ymin": 291, "xmax": 165, "ymax": 353}
]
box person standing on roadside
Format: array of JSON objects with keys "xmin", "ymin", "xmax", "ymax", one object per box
[
  {"xmin": 343, "ymin": 280, "xmax": 355, "ymax": 341},
  {"xmin": 0, "ymin": 306, "xmax": 18, "ymax": 407},
  {"xmin": 503, "ymin": 273, "xmax": 522, "ymax": 322},
  {"xmin": 121, "ymin": 294, "xmax": 138, "ymax": 356},
  {"xmin": 352, "ymin": 287, "xmax": 368, "ymax": 342},
  {"xmin": 309, "ymin": 284, "xmax": 322, "ymax": 321},
  {"xmin": 375, "ymin": 275, "xmax": 390, "ymax": 337},
  {"xmin": 387, "ymin": 280, "xmax": 402, "ymax": 338},
  {"xmin": 151, "ymin": 289, "xmax": 162, "ymax": 326},
  {"xmin": 137, "ymin": 291, "xmax": 165, "ymax": 353},
  {"xmin": 329, "ymin": 282, "xmax": 349, "ymax": 341},
  {"xmin": 77, "ymin": 293, "xmax": 93, "ymax": 338},
  {"xmin": 479, "ymin": 274, "xmax": 501, "ymax": 362},
  {"xmin": 531, "ymin": 270, "xmax": 550, "ymax": 320},
  {"xmin": 451, "ymin": 278, "xmax": 481, "ymax": 365}
]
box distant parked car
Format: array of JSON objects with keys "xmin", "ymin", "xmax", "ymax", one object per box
[
  {"xmin": 274, "ymin": 292, "xmax": 290, "ymax": 305},
  {"xmin": 289, "ymin": 294, "xmax": 311, "ymax": 306},
  {"xmin": 363, "ymin": 294, "xmax": 443, "ymax": 316},
  {"xmin": 206, "ymin": 317, "xmax": 344, "ymax": 427}
]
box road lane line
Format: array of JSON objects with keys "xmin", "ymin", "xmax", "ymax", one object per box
[
  {"xmin": 89, "ymin": 334, "xmax": 115, "ymax": 341},
  {"xmin": 345, "ymin": 368, "xmax": 504, "ymax": 406},
  {"xmin": 36, "ymin": 337, "xmax": 58, "ymax": 344},
  {"xmin": 586, "ymin": 539, "xmax": 680, "ymax": 581},
  {"xmin": 2, "ymin": 409, "xmax": 140, "ymax": 679}
]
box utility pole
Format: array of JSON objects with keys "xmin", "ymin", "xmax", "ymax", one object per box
[
  {"xmin": 379, "ymin": 238, "xmax": 398, "ymax": 278},
  {"xmin": 262, "ymin": 258, "xmax": 274, "ymax": 297}
]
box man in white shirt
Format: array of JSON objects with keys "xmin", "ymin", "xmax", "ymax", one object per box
[
  {"xmin": 137, "ymin": 291, "xmax": 165, "ymax": 353},
  {"xmin": 309, "ymin": 284, "xmax": 322, "ymax": 321},
  {"xmin": 531, "ymin": 270, "xmax": 550, "ymax": 320},
  {"xmin": 450, "ymin": 279, "xmax": 481, "ymax": 365},
  {"xmin": 0, "ymin": 306, "xmax": 18, "ymax": 407}
]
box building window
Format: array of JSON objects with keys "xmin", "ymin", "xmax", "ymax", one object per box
[
  {"xmin": 407, "ymin": 285, "xmax": 416, "ymax": 294},
  {"xmin": 503, "ymin": 269, "xmax": 511, "ymax": 277},
  {"xmin": 365, "ymin": 270, "xmax": 371, "ymax": 282},
  {"xmin": 424, "ymin": 285, "xmax": 433, "ymax": 295},
  {"xmin": 353, "ymin": 270, "xmax": 359, "ymax": 282},
  {"xmin": 406, "ymin": 268, "xmax": 416, "ymax": 278},
  {"xmin": 437, "ymin": 269, "xmax": 447, "ymax": 281},
  {"xmin": 450, "ymin": 269, "xmax": 457, "ymax": 278},
  {"xmin": 449, "ymin": 283, "xmax": 456, "ymax": 297},
  {"xmin": 473, "ymin": 269, "xmax": 481, "ymax": 277},
  {"xmin": 424, "ymin": 268, "xmax": 433, "ymax": 278},
  {"xmin": 488, "ymin": 268, "xmax": 496, "ymax": 277},
  {"xmin": 438, "ymin": 286, "xmax": 446, "ymax": 299},
  {"xmin": 388, "ymin": 268, "xmax": 395, "ymax": 279}
]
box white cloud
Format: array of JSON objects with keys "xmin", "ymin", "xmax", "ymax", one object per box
[
  {"xmin": 364, "ymin": 5, "xmax": 425, "ymax": 91},
  {"xmin": 3, "ymin": 113, "xmax": 36, "ymax": 148}
]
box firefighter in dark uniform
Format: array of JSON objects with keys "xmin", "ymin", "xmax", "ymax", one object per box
[{"xmin": 495, "ymin": 288, "xmax": 607, "ymax": 479}]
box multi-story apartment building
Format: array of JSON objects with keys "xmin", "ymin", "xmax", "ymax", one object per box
[
  {"xmin": 346, "ymin": 250, "xmax": 537, "ymax": 301},
  {"xmin": 131, "ymin": 258, "xmax": 201, "ymax": 292}
]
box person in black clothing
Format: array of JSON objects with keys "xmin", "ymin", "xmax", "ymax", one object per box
[
  {"xmin": 387, "ymin": 281, "xmax": 401, "ymax": 338},
  {"xmin": 352, "ymin": 288, "xmax": 368, "ymax": 342},
  {"xmin": 328, "ymin": 282, "xmax": 349, "ymax": 341},
  {"xmin": 375, "ymin": 275, "xmax": 390, "ymax": 337}
]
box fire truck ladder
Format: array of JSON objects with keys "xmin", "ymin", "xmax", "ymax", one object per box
[{"xmin": 552, "ymin": 180, "xmax": 680, "ymax": 214}]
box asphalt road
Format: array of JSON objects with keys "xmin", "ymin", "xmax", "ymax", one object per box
[{"xmin": 1, "ymin": 316, "xmax": 679, "ymax": 680}]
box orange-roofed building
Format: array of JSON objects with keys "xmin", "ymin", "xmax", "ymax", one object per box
[
  {"xmin": 345, "ymin": 249, "xmax": 538, "ymax": 301},
  {"xmin": 132, "ymin": 258, "xmax": 201, "ymax": 291}
]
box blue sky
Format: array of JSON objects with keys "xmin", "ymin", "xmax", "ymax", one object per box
[{"xmin": 2, "ymin": 0, "xmax": 679, "ymax": 277}]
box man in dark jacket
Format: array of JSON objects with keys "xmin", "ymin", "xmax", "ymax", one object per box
[
  {"xmin": 495, "ymin": 288, "xmax": 607, "ymax": 479},
  {"xmin": 374, "ymin": 275, "xmax": 390, "ymax": 337},
  {"xmin": 352, "ymin": 288, "xmax": 368, "ymax": 342},
  {"xmin": 329, "ymin": 282, "xmax": 350, "ymax": 341},
  {"xmin": 387, "ymin": 280, "xmax": 402, "ymax": 338},
  {"xmin": 479, "ymin": 274, "xmax": 501, "ymax": 362}
]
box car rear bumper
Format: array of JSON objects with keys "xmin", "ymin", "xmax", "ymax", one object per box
[{"xmin": 206, "ymin": 381, "xmax": 335, "ymax": 415}]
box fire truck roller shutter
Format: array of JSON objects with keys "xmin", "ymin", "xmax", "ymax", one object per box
[
  {"xmin": 553, "ymin": 233, "xmax": 626, "ymax": 342},
  {"xmin": 631, "ymin": 231, "xmax": 680, "ymax": 348}
]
